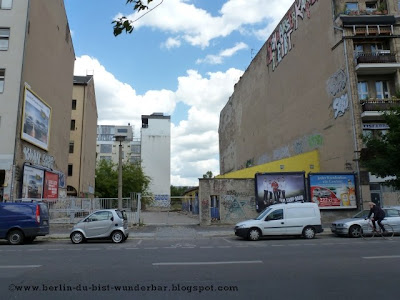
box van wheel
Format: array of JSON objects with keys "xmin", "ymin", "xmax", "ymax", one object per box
[
  {"xmin": 7, "ymin": 230, "xmax": 24, "ymax": 245},
  {"xmin": 247, "ymin": 228, "xmax": 261, "ymax": 241},
  {"xmin": 303, "ymin": 226, "xmax": 316, "ymax": 239},
  {"xmin": 111, "ymin": 231, "xmax": 124, "ymax": 243},
  {"xmin": 70, "ymin": 232, "xmax": 84, "ymax": 244},
  {"xmin": 349, "ymin": 225, "xmax": 362, "ymax": 238}
]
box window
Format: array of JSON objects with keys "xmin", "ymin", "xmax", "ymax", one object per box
[
  {"xmin": 366, "ymin": 1, "xmax": 377, "ymax": 13},
  {"xmin": 345, "ymin": 2, "xmax": 359, "ymax": 14},
  {"xmin": 72, "ymin": 99, "xmax": 76, "ymax": 110},
  {"xmin": 130, "ymin": 156, "xmax": 140, "ymax": 163},
  {"xmin": 375, "ymin": 81, "xmax": 390, "ymax": 99},
  {"xmin": 0, "ymin": 69, "xmax": 4, "ymax": 93},
  {"xmin": 68, "ymin": 164, "xmax": 73, "ymax": 176},
  {"xmin": 0, "ymin": 28, "xmax": 10, "ymax": 51},
  {"xmin": 100, "ymin": 156, "xmax": 112, "ymax": 161},
  {"xmin": 89, "ymin": 211, "xmax": 111, "ymax": 222},
  {"xmin": 266, "ymin": 209, "xmax": 283, "ymax": 221},
  {"xmin": 100, "ymin": 144, "xmax": 112, "ymax": 153},
  {"xmin": 117, "ymin": 128, "xmax": 128, "ymax": 133},
  {"xmin": 354, "ymin": 44, "xmax": 364, "ymax": 57},
  {"xmin": 131, "ymin": 145, "xmax": 141, "ymax": 154},
  {"xmin": 70, "ymin": 119, "xmax": 75, "ymax": 130},
  {"xmin": 0, "ymin": 0, "xmax": 12, "ymax": 9},
  {"xmin": 69, "ymin": 142, "xmax": 74, "ymax": 153},
  {"xmin": 371, "ymin": 43, "xmax": 385, "ymax": 55},
  {"xmin": 358, "ymin": 82, "xmax": 369, "ymax": 100}
]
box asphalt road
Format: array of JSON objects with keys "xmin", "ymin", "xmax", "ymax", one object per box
[{"xmin": 1, "ymin": 235, "xmax": 400, "ymax": 300}]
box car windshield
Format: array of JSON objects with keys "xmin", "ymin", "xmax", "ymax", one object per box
[{"xmin": 255, "ymin": 207, "xmax": 273, "ymax": 220}]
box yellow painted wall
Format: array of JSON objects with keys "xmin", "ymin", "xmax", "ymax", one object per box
[{"xmin": 217, "ymin": 150, "xmax": 320, "ymax": 179}]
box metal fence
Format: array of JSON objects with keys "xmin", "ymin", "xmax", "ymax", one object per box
[{"xmin": 12, "ymin": 196, "xmax": 141, "ymax": 225}]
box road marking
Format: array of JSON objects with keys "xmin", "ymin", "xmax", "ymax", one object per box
[
  {"xmin": 144, "ymin": 247, "xmax": 158, "ymax": 249},
  {"xmin": 235, "ymin": 245, "xmax": 249, "ymax": 248},
  {"xmin": 86, "ymin": 248, "xmax": 101, "ymax": 251},
  {"xmin": 0, "ymin": 265, "xmax": 41, "ymax": 269},
  {"xmin": 125, "ymin": 248, "xmax": 139, "ymax": 250},
  {"xmin": 68, "ymin": 249, "xmax": 82, "ymax": 251},
  {"xmin": 271, "ymin": 245, "xmax": 284, "ymax": 247},
  {"xmin": 199, "ymin": 246, "xmax": 214, "ymax": 249},
  {"xmin": 222, "ymin": 238, "xmax": 234, "ymax": 244},
  {"xmin": 217, "ymin": 246, "xmax": 231, "ymax": 248},
  {"xmin": 363, "ymin": 255, "xmax": 400, "ymax": 260},
  {"xmin": 153, "ymin": 260, "xmax": 263, "ymax": 266}
]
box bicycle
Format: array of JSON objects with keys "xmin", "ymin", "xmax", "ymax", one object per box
[{"xmin": 361, "ymin": 218, "xmax": 394, "ymax": 240}]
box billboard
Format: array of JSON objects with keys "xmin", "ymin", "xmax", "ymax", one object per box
[
  {"xmin": 22, "ymin": 165, "xmax": 44, "ymax": 199},
  {"xmin": 309, "ymin": 173, "xmax": 357, "ymax": 209},
  {"xmin": 255, "ymin": 172, "xmax": 307, "ymax": 212},
  {"xmin": 21, "ymin": 87, "xmax": 51, "ymax": 151},
  {"xmin": 44, "ymin": 171, "xmax": 59, "ymax": 199}
]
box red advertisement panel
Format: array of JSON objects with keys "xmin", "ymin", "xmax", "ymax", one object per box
[{"xmin": 44, "ymin": 171, "xmax": 59, "ymax": 199}]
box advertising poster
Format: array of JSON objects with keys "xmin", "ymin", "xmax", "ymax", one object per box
[
  {"xmin": 22, "ymin": 165, "xmax": 44, "ymax": 199},
  {"xmin": 255, "ymin": 172, "xmax": 307, "ymax": 212},
  {"xmin": 21, "ymin": 87, "xmax": 51, "ymax": 151},
  {"xmin": 309, "ymin": 173, "xmax": 357, "ymax": 209},
  {"xmin": 44, "ymin": 171, "xmax": 59, "ymax": 199}
]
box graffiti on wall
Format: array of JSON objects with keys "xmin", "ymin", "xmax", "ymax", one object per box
[
  {"xmin": 152, "ymin": 194, "xmax": 170, "ymax": 208},
  {"xmin": 326, "ymin": 69, "xmax": 349, "ymax": 119},
  {"xmin": 201, "ymin": 199, "xmax": 209, "ymax": 222},
  {"xmin": 221, "ymin": 195, "xmax": 253, "ymax": 222},
  {"xmin": 267, "ymin": 0, "xmax": 319, "ymax": 71}
]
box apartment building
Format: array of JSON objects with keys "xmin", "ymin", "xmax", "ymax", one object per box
[
  {"xmin": 96, "ymin": 125, "xmax": 137, "ymax": 165},
  {"xmin": 0, "ymin": 0, "xmax": 75, "ymax": 201},
  {"xmin": 141, "ymin": 113, "xmax": 171, "ymax": 207},
  {"xmin": 218, "ymin": 0, "xmax": 400, "ymax": 219},
  {"xmin": 67, "ymin": 76, "xmax": 98, "ymax": 197}
]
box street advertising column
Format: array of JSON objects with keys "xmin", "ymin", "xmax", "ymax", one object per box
[
  {"xmin": 309, "ymin": 173, "xmax": 357, "ymax": 209},
  {"xmin": 44, "ymin": 171, "xmax": 59, "ymax": 200},
  {"xmin": 22, "ymin": 165, "xmax": 44, "ymax": 200},
  {"xmin": 255, "ymin": 172, "xmax": 307, "ymax": 212}
]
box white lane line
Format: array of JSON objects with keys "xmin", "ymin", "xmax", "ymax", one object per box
[
  {"xmin": 144, "ymin": 247, "xmax": 158, "ymax": 250},
  {"xmin": 199, "ymin": 246, "xmax": 214, "ymax": 249},
  {"xmin": 86, "ymin": 248, "xmax": 101, "ymax": 251},
  {"xmin": 222, "ymin": 238, "xmax": 234, "ymax": 244},
  {"xmin": 0, "ymin": 265, "xmax": 41, "ymax": 269},
  {"xmin": 135, "ymin": 240, "xmax": 143, "ymax": 247},
  {"xmin": 363, "ymin": 255, "xmax": 400, "ymax": 259},
  {"xmin": 235, "ymin": 245, "xmax": 249, "ymax": 248},
  {"xmin": 153, "ymin": 260, "xmax": 263, "ymax": 266},
  {"xmin": 68, "ymin": 249, "xmax": 82, "ymax": 251}
]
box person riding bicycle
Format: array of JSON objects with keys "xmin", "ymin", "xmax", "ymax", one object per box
[{"xmin": 365, "ymin": 202, "xmax": 386, "ymax": 233}]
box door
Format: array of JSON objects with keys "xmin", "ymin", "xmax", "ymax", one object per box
[
  {"xmin": 85, "ymin": 211, "xmax": 113, "ymax": 238},
  {"xmin": 262, "ymin": 209, "xmax": 286, "ymax": 235},
  {"xmin": 370, "ymin": 192, "xmax": 381, "ymax": 207}
]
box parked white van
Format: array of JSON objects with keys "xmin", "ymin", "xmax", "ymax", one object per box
[{"xmin": 234, "ymin": 202, "xmax": 323, "ymax": 241}]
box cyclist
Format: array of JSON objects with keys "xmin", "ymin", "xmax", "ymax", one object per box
[{"xmin": 366, "ymin": 202, "xmax": 386, "ymax": 233}]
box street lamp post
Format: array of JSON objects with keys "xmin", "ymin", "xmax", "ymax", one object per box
[{"xmin": 115, "ymin": 135, "xmax": 126, "ymax": 210}]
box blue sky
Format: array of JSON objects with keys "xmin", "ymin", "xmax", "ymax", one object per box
[{"xmin": 65, "ymin": 0, "xmax": 293, "ymax": 186}]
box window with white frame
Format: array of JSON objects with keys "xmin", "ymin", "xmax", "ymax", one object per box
[
  {"xmin": 0, "ymin": 0, "xmax": 12, "ymax": 9},
  {"xmin": 354, "ymin": 44, "xmax": 364, "ymax": 57},
  {"xmin": 366, "ymin": 1, "xmax": 378, "ymax": 13},
  {"xmin": 0, "ymin": 69, "xmax": 4, "ymax": 93},
  {"xmin": 345, "ymin": 2, "xmax": 359, "ymax": 13},
  {"xmin": 0, "ymin": 28, "xmax": 10, "ymax": 51},
  {"xmin": 375, "ymin": 81, "xmax": 390, "ymax": 99},
  {"xmin": 100, "ymin": 144, "xmax": 112, "ymax": 153},
  {"xmin": 358, "ymin": 82, "xmax": 369, "ymax": 100}
]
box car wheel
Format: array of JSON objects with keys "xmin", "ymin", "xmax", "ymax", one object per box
[
  {"xmin": 70, "ymin": 232, "xmax": 84, "ymax": 244},
  {"xmin": 7, "ymin": 230, "xmax": 24, "ymax": 245},
  {"xmin": 111, "ymin": 231, "xmax": 124, "ymax": 243},
  {"xmin": 303, "ymin": 226, "xmax": 316, "ymax": 239},
  {"xmin": 247, "ymin": 228, "xmax": 261, "ymax": 241},
  {"xmin": 349, "ymin": 225, "xmax": 362, "ymax": 238}
]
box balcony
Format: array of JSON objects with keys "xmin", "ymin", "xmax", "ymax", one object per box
[
  {"xmin": 355, "ymin": 52, "xmax": 400, "ymax": 75},
  {"xmin": 360, "ymin": 98, "xmax": 400, "ymax": 120}
]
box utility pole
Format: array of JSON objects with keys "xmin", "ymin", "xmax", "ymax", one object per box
[{"xmin": 115, "ymin": 135, "xmax": 126, "ymax": 210}]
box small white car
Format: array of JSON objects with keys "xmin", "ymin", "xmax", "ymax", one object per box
[
  {"xmin": 331, "ymin": 207, "xmax": 400, "ymax": 238},
  {"xmin": 70, "ymin": 209, "xmax": 129, "ymax": 244},
  {"xmin": 234, "ymin": 202, "xmax": 323, "ymax": 241}
]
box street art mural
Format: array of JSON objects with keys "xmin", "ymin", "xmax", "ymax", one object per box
[
  {"xmin": 267, "ymin": 0, "xmax": 320, "ymax": 71},
  {"xmin": 221, "ymin": 195, "xmax": 255, "ymax": 223},
  {"xmin": 152, "ymin": 194, "xmax": 170, "ymax": 207},
  {"xmin": 332, "ymin": 94, "xmax": 349, "ymax": 118},
  {"xmin": 326, "ymin": 69, "xmax": 349, "ymax": 119}
]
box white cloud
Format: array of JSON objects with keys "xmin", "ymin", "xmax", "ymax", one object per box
[
  {"xmin": 117, "ymin": 0, "xmax": 294, "ymax": 47},
  {"xmin": 196, "ymin": 42, "xmax": 248, "ymax": 65},
  {"xmin": 74, "ymin": 55, "xmax": 243, "ymax": 186},
  {"xmin": 162, "ymin": 37, "xmax": 181, "ymax": 49}
]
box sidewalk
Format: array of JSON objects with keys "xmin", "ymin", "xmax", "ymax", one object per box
[{"xmin": 39, "ymin": 223, "xmax": 333, "ymax": 240}]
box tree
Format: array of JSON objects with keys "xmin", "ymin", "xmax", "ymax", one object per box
[
  {"xmin": 113, "ymin": 0, "xmax": 163, "ymax": 36},
  {"xmin": 170, "ymin": 185, "xmax": 190, "ymax": 197},
  {"xmin": 95, "ymin": 160, "xmax": 151, "ymax": 198},
  {"xmin": 203, "ymin": 171, "xmax": 213, "ymax": 178},
  {"xmin": 360, "ymin": 107, "xmax": 400, "ymax": 189}
]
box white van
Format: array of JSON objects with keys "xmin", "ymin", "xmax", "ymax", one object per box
[{"xmin": 234, "ymin": 202, "xmax": 323, "ymax": 241}]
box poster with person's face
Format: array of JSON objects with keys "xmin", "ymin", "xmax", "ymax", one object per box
[
  {"xmin": 255, "ymin": 172, "xmax": 307, "ymax": 212},
  {"xmin": 22, "ymin": 165, "xmax": 44, "ymax": 199},
  {"xmin": 44, "ymin": 171, "xmax": 59, "ymax": 199},
  {"xmin": 309, "ymin": 173, "xmax": 357, "ymax": 209},
  {"xmin": 21, "ymin": 87, "xmax": 51, "ymax": 151}
]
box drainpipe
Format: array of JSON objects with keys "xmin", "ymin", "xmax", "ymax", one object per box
[{"xmin": 333, "ymin": 25, "xmax": 363, "ymax": 210}]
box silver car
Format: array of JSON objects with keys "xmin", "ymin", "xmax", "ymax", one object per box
[
  {"xmin": 70, "ymin": 209, "xmax": 129, "ymax": 244},
  {"xmin": 331, "ymin": 207, "xmax": 400, "ymax": 238}
]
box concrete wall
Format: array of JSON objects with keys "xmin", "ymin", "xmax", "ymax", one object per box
[{"xmin": 199, "ymin": 178, "xmax": 257, "ymax": 225}]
